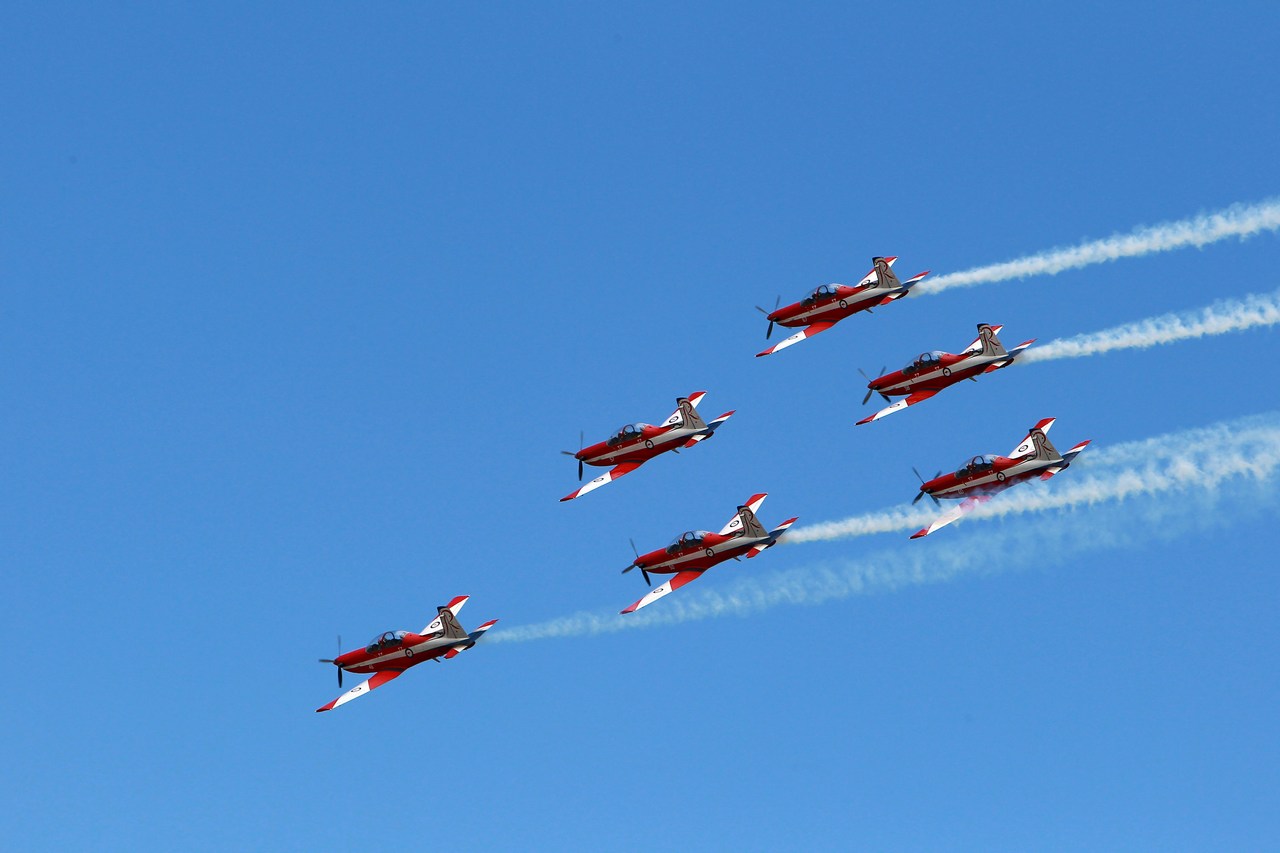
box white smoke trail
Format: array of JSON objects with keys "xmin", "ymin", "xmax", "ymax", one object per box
[
  {"xmin": 490, "ymin": 413, "xmax": 1280, "ymax": 643},
  {"xmin": 787, "ymin": 413, "xmax": 1280, "ymax": 543},
  {"xmin": 1020, "ymin": 289, "xmax": 1280, "ymax": 363},
  {"xmin": 918, "ymin": 197, "xmax": 1280, "ymax": 294}
]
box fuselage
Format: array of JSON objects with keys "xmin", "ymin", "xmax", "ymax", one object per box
[
  {"xmin": 769, "ymin": 284, "xmax": 883, "ymax": 330},
  {"xmin": 334, "ymin": 632, "xmax": 456, "ymax": 675},
  {"xmin": 920, "ymin": 454, "xmax": 1056, "ymax": 501},
  {"xmin": 633, "ymin": 531, "xmax": 770, "ymax": 576},
  {"xmin": 577, "ymin": 422, "xmax": 698, "ymax": 468},
  {"xmin": 870, "ymin": 350, "xmax": 996, "ymax": 397}
]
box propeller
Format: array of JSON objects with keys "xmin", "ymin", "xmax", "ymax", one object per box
[
  {"xmin": 318, "ymin": 634, "xmax": 343, "ymax": 688},
  {"xmin": 857, "ymin": 366, "xmax": 890, "ymax": 405},
  {"xmin": 560, "ymin": 430, "xmax": 585, "ymax": 480},
  {"xmin": 755, "ymin": 295, "xmax": 781, "ymax": 339},
  {"xmin": 621, "ymin": 537, "xmax": 652, "ymax": 586},
  {"xmin": 911, "ymin": 467, "xmax": 941, "ymax": 507}
]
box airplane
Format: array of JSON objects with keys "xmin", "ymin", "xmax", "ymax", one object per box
[
  {"xmin": 316, "ymin": 595, "xmax": 497, "ymax": 712},
  {"xmin": 755, "ymin": 256, "xmax": 931, "ymax": 357},
  {"xmin": 909, "ymin": 418, "xmax": 1090, "ymax": 539},
  {"xmin": 560, "ymin": 392, "xmax": 735, "ymax": 502},
  {"xmin": 856, "ymin": 324, "xmax": 1036, "ymax": 425},
  {"xmin": 619, "ymin": 493, "xmax": 798, "ymax": 614}
]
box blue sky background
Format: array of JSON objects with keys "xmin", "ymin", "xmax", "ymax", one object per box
[{"xmin": 4, "ymin": 3, "xmax": 1280, "ymax": 850}]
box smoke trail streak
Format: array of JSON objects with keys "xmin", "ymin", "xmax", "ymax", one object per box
[
  {"xmin": 490, "ymin": 414, "xmax": 1280, "ymax": 644},
  {"xmin": 787, "ymin": 413, "xmax": 1280, "ymax": 543},
  {"xmin": 918, "ymin": 198, "xmax": 1280, "ymax": 294},
  {"xmin": 1020, "ymin": 289, "xmax": 1280, "ymax": 363}
]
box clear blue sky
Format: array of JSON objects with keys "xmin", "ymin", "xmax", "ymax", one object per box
[{"xmin": 4, "ymin": 3, "xmax": 1279, "ymax": 850}]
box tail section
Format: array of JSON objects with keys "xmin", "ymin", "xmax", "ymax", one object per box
[
  {"xmin": 733, "ymin": 502, "xmax": 768, "ymax": 540},
  {"xmin": 973, "ymin": 323, "xmax": 1008, "ymax": 357},
  {"xmin": 982, "ymin": 337, "xmax": 1036, "ymax": 373},
  {"xmin": 1040, "ymin": 439, "xmax": 1091, "ymax": 480},
  {"xmin": 746, "ymin": 516, "xmax": 799, "ymax": 557},
  {"xmin": 662, "ymin": 393, "xmax": 708, "ymax": 431},
  {"xmin": 872, "ymin": 258, "xmax": 930, "ymax": 303},
  {"xmin": 870, "ymin": 256, "xmax": 903, "ymax": 291},
  {"xmin": 1010, "ymin": 418, "xmax": 1061, "ymax": 461},
  {"xmin": 443, "ymin": 619, "xmax": 499, "ymax": 659},
  {"xmin": 683, "ymin": 410, "xmax": 735, "ymax": 448},
  {"xmin": 421, "ymin": 595, "xmax": 471, "ymax": 638}
]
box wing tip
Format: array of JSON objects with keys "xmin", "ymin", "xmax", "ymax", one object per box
[
  {"xmin": 910, "ymin": 528, "xmax": 929, "ymax": 540},
  {"xmin": 855, "ymin": 413, "xmax": 875, "ymax": 426}
]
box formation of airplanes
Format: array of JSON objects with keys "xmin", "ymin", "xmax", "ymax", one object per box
[{"xmin": 318, "ymin": 256, "xmax": 1095, "ymax": 711}]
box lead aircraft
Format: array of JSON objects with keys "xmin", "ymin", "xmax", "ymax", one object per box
[
  {"xmin": 619, "ymin": 493, "xmax": 798, "ymax": 614},
  {"xmin": 909, "ymin": 418, "xmax": 1091, "ymax": 539},
  {"xmin": 316, "ymin": 595, "xmax": 497, "ymax": 712},
  {"xmin": 857, "ymin": 324, "xmax": 1035, "ymax": 425},
  {"xmin": 755, "ymin": 256, "xmax": 931, "ymax": 357},
  {"xmin": 560, "ymin": 392, "xmax": 735, "ymax": 502}
]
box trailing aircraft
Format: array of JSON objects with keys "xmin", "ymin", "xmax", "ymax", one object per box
[{"xmin": 910, "ymin": 418, "xmax": 1091, "ymax": 538}]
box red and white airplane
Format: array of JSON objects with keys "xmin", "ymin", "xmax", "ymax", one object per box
[
  {"xmin": 560, "ymin": 392, "xmax": 735, "ymax": 502},
  {"xmin": 755, "ymin": 256, "xmax": 931, "ymax": 357},
  {"xmin": 316, "ymin": 595, "xmax": 497, "ymax": 712},
  {"xmin": 856, "ymin": 324, "xmax": 1036, "ymax": 425},
  {"xmin": 619, "ymin": 493, "xmax": 798, "ymax": 614},
  {"xmin": 909, "ymin": 418, "xmax": 1091, "ymax": 539}
]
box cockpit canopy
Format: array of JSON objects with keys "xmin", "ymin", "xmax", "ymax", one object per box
[
  {"xmin": 904, "ymin": 351, "xmax": 945, "ymax": 374},
  {"xmin": 801, "ymin": 284, "xmax": 840, "ymax": 305},
  {"xmin": 667, "ymin": 529, "xmax": 714, "ymax": 553},
  {"xmin": 607, "ymin": 422, "xmax": 651, "ymax": 446},
  {"xmin": 366, "ymin": 630, "xmax": 408, "ymax": 652},
  {"xmin": 955, "ymin": 454, "xmax": 996, "ymax": 478}
]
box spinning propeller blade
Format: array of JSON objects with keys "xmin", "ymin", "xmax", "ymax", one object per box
[
  {"xmin": 755, "ymin": 295, "xmax": 780, "ymax": 339},
  {"xmin": 857, "ymin": 366, "xmax": 890, "ymax": 405},
  {"xmin": 911, "ymin": 467, "xmax": 940, "ymax": 506},
  {"xmin": 318, "ymin": 635, "xmax": 343, "ymax": 688},
  {"xmin": 621, "ymin": 538, "xmax": 651, "ymax": 585},
  {"xmin": 560, "ymin": 431, "xmax": 585, "ymax": 480}
]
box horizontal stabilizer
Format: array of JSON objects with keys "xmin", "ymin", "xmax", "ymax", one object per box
[
  {"xmin": 683, "ymin": 410, "xmax": 735, "ymax": 447},
  {"xmin": 1060, "ymin": 439, "xmax": 1092, "ymax": 464},
  {"xmin": 746, "ymin": 516, "xmax": 799, "ymax": 557},
  {"xmin": 443, "ymin": 619, "xmax": 499, "ymax": 659}
]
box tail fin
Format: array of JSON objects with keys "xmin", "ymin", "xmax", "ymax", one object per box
[
  {"xmin": 443, "ymin": 619, "xmax": 498, "ymax": 659},
  {"xmin": 870, "ymin": 256, "xmax": 903, "ymax": 291},
  {"xmin": 1010, "ymin": 418, "xmax": 1062, "ymax": 461},
  {"xmin": 974, "ymin": 323, "xmax": 1008, "ymax": 358},
  {"xmin": 1019, "ymin": 425, "xmax": 1062, "ymax": 463},
  {"xmin": 675, "ymin": 396, "xmax": 707, "ymax": 431},
  {"xmin": 733, "ymin": 502, "xmax": 768, "ymax": 539},
  {"xmin": 422, "ymin": 596, "xmax": 471, "ymax": 639},
  {"xmin": 660, "ymin": 392, "xmax": 707, "ymax": 428}
]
